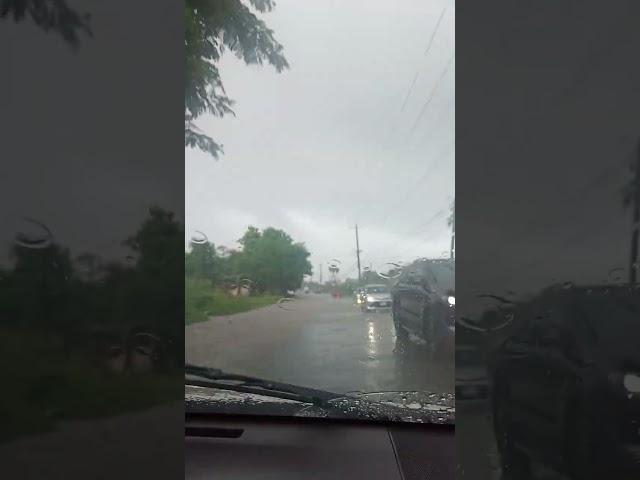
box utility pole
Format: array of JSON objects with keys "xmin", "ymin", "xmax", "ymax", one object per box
[
  {"xmin": 319, "ymin": 263, "xmax": 323, "ymax": 284},
  {"xmin": 629, "ymin": 141, "xmax": 640, "ymax": 283},
  {"xmin": 450, "ymin": 199, "xmax": 455, "ymax": 260},
  {"xmin": 355, "ymin": 224, "xmax": 362, "ymax": 283}
]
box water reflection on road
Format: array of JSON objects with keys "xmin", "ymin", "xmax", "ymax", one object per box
[{"xmin": 185, "ymin": 293, "xmax": 454, "ymax": 396}]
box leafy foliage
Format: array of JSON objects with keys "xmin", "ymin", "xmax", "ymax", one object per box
[
  {"xmin": 185, "ymin": 225, "xmax": 313, "ymax": 295},
  {"xmin": 447, "ymin": 197, "xmax": 455, "ymax": 228},
  {"xmin": 124, "ymin": 207, "xmax": 184, "ymax": 280},
  {"xmin": 0, "ymin": 0, "xmax": 92, "ymax": 47},
  {"xmin": 0, "ymin": 207, "xmax": 185, "ymax": 439},
  {"xmin": 185, "ymin": 241, "xmax": 218, "ymax": 284},
  {"xmin": 236, "ymin": 226, "xmax": 312, "ymax": 294},
  {"xmin": 7, "ymin": 242, "xmax": 74, "ymax": 332},
  {"xmin": 185, "ymin": 0, "xmax": 289, "ymax": 158},
  {"xmin": 0, "ymin": 207, "xmax": 184, "ymax": 366},
  {"xmin": 332, "ymin": 277, "xmax": 361, "ymax": 296},
  {"xmin": 185, "ymin": 277, "xmax": 278, "ymax": 324},
  {"xmin": 3, "ymin": 1, "xmax": 287, "ymax": 159}
]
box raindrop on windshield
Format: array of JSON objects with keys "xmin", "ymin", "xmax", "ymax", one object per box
[
  {"xmin": 277, "ymin": 297, "xmax": 295, "ymax": 311},
  {"xmin": 374, "ymin": 262, "xmax": 403, "ymax": 279},
  {"xmin": 14, "ymin": 218, "xmax": 54, "ymax": 249},
  {"xmin": 190, "ymin": 230, "xmax": 208, "ymax": 244},
  {"xmin": 608, "ymin": 267, "xmax": 624, "ymax": 283}
]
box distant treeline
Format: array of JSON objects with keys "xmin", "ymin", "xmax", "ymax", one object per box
[
  {"xmin": 185, "ymin": 226, "xmax": 313, "ymax": 296},
  {"xmin": 0, "ymin": 207, "xmax": 184, "ymax": 369}
]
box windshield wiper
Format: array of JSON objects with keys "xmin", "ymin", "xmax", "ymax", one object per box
[{"xmin": 185, "ymin": 363, "xmax": 342, "ymax": 407}]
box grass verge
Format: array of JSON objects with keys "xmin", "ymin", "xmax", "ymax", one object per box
[
  {"xmin": 0, "ymin": 328, "xmax": 182, "ymax": 443},
  {"xmin": 185, "ymin": 278, "xmax": 279, "ymax": 325}
]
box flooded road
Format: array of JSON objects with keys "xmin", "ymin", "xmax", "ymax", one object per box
[{"xmin": 186, "ymin": 293, "xmax": 454, "ymax": 396}]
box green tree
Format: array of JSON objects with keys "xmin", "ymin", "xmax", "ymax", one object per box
[
  {"xmin": 238, "ymin": 225, "xmax": 262, "ymax": 249},
  {"xmin": 0, "ymin": 0, "xmax": 92, "ymax": 48},
  {"xmin": 3, "ymin": 0, "xmax": 288, "ymax": 160},
  {"xmin": 235, "ymin": 226, "xmax": 312, "ymax": 294},
  {"xmin": 185, "ymin": 0, "xmax": 289, "ymax": 158},
  {"xmin": 8, "ymin": 242, "xmax": 74, "ymax": 331},
  {"xmin": 122, "ymin": 207, "xmax": 184, "ymax": 365},
  {"xmin": 334, "ymin": 278, "xmax": 360, "ymax": 297},
  {"xmin": 124, "ymin": 207, "xmax": 184, "ymax": 277},
  {"xmin": 185, "ymin": 241, "xmax": 218, "ymax": 284}
]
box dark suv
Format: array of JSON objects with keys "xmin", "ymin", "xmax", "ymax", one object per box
[
  {"xmin": 491, "ymin": 285, "xmax": 640, "ymax": 479},
  {"xmin": 391, "ymin": 258, "xmax": 455, "ymax": 347}
]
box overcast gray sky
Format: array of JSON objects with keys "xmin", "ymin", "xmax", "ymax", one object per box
[
  {"xmin": 457, "ymin": 1, "xmax": 640, "ymax": 317},
  {"xmin": 185, "ymin": 0, "xmax": 455, "ymax": 281}
]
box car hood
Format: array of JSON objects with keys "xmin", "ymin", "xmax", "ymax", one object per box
[{"xmin": 186, "ymin": 386, "xmax": 454, "ymax": 424}]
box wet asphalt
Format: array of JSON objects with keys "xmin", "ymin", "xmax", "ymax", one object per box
[
  {"xmin": 186, "ymin": 294, "xmax": 568, "ymax": 480},
  {"xmin": 186, "ymin": 293, "xmax": 454, "ymax": 395}
]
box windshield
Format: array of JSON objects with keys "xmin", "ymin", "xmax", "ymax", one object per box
[{"xmin": 185, "ymin": 0, "xmax": 454, "ymax": 424}]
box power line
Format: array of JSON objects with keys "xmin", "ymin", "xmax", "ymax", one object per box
[
  {"xmin": 358, "ymin": 204, "xmax": 450, "ymax": 270},
  {"xmin": 410, "ymin": 95, "xmax": 454, "ymax": 152},
  {"xmin": 398, "ymin": 7, "xmax": 448, "ymax": 114},
  {"xmin": 381, "ymin": 7, "xmax": 450, "ymax": 159},
  {"xmin": 424, "ymin": 7, "xmax": 447, "ymax": 57},
  {"xmin": 370, "ymin": 209, "xmax": 447, "ymax": 261},
  {"xmin": 389, "ymin": 222, "xmax": 452, "ymax": 262},
  {"xmin": 350, "ymin": 16, "xmax": 454, "ymax": 229},
  {"xmin": 406, "ymin": 52, "xmax": 455, "ymax": 143},
  {"xmin": 352, "ymin": 110, "xmax": 453, "ymax": 226},
  {"xmin": 483, "ymin": 153, "xmax": 634, "ymax": 287},
  {"xmin": 399, "ymin": 71, "xmax": 421, "ymax": 113},
  {"xmin": 380, "ymin": 137, "xmax": 455, "ymax": 226},
  {"xmin": 408, "ymin": 208, "xmax": 448, "ymax": 235},
  {"xmin": 506, "ymin": 153, "xmax": 631, "ymax": 246}
]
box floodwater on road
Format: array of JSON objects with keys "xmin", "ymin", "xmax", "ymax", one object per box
[
  {"xmin": 187, "ymin": 292, "xmax": 567, "ymax": 480},
  {"xmin": 186, "ymin": 293, "xmax": 454, "ymax": 396}
]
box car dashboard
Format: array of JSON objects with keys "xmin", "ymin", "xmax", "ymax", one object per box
[{"xmin": 186, "ymin": 413, "xmax": 454, "ymax": 480}]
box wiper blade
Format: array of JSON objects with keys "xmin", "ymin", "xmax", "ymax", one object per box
[{"xmin": 185, "ymin": 364, "xmax": 342, "ymax": 407}]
